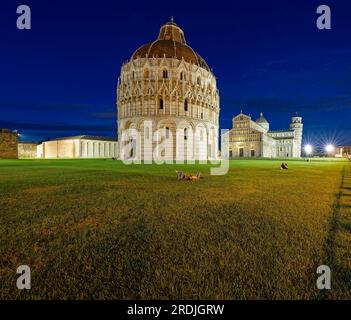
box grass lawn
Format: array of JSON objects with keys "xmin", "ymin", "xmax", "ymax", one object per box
[{"xmin": 0, "ymin": 159, "xmax": 350, "ymax": 299}]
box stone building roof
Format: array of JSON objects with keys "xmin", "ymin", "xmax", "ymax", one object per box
[
  {"xmin": 18, "ymin": 141, "xmax": 40, "ymax": 145},
  {"xmin": 256, "ymin": 112, "xmax": 268, "ymax": 124},
  {"xmin": 131, "ymin": 18, "xmax": 210, "ymax": 71},
  {"xmin": 49, "ymin": 135, "xmax": 117, "ymax": 142},
  {"xmin": 268, "ymin": 129, "xmax": 294, "ymax": 133}
]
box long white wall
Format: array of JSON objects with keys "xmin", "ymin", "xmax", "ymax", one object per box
[{"xmin": 41, "ymin": 139, "xmax": 119, "ymax": 159}]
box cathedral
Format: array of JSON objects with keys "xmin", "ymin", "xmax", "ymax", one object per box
[
  {"xmin": 117, "ymin": 18, "xmax": 219, "ymax": 161},
  {"xmin": 224, "ymin": 112, "xmax": 303, "ymax": 158}
]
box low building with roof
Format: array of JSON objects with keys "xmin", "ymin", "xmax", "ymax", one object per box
[
  {"xmin": 335, "ymin": 146, "xmax": 351, "ymax": 158},
  {"xmin": 38, "ymin": 135, "xmax": 119, "ymax": 159},
  {"xmin": 18, "ymin": 141, "xmax": 40, "ymax": 158},
  {"xmin": 223, "ymin": 111, "xmax": 303, "ymax": 158}
]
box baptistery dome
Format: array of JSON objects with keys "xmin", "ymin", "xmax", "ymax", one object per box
[
  {"xmin": 132, "ymin": 19, "xmax": 210, "ymax": 71},
  {"xmin": 117, "ymin": 18, "xmax": 220, "ymax": 161}
]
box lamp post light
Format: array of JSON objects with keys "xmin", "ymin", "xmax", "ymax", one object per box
[
  {"xmin": 325, "ymin": 144, "xmax": 335, "ymax": 157},
  {"xmin": 304, "ymin": 144, "xmax": 313, "ymax": 161},
  {"xmin": 304, "ymin": 144, "xmax": 313, "ymax": 155}
]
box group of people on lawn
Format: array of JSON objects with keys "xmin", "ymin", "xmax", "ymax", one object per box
[
  {"xmin": 176, "ymin": 162, "xmax": 290, "ymax": 181},
  {"xmin": 176, "ymin": 171, "xmax": 202, "ymax": 181}
]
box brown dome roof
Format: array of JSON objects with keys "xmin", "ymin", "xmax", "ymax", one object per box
[{"xmin": 131, "ymin": 19, "xmax": 210, "ymax": 71}]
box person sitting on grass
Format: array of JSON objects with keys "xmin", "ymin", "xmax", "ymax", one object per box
[
  {"xmin": 189, "ymin": 172, "xmax": 202, "ymax": 180},
  {"xmin": 280, "ymin": 163, "xmax": 289, "ymax": 170},
  {"xmin": 176, "ymin": 170, "xmax": 185, "ymax": 180},
  {"xmin": 176, "ymin": 171, "xmax": 202, "ymax": 180}
]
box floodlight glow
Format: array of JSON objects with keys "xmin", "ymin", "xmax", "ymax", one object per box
[
  {"xmin": 304, "ymin": 144, "xmax": 313, "ymax": 155},
  {"xmin": 325, "ymin": 144, "xmax": 335, "ymax": 153}
]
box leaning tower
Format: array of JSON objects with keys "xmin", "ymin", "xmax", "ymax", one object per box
[
  {"xmin": 290, "ymin": 114, "xmax": 303, "ymax": 157},
  {"xmin": 116, "ymin": 18, "xmax": 220, "ymax": 161}
]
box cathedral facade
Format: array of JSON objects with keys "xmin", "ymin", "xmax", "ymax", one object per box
[
  {"xmin": 224, "ymin": 112, "xmax": 303, "ymax": 158},
  {"xmin": 117, "ymin": 19, "xmax": 219, "ymax": 161}
]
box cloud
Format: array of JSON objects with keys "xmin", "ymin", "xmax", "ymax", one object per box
[
  {"xmin": 220, "ymin": 96, "xmax": 305, "ymax": 114},
  {"xmin": 239, "ymin": 49, "xmax": 351, "ymax": 80},
  {"xmin": 315, "ymin": 95, "xmax": 351, "ymax": 112},
  {"xmin": 0, "ymin": 102, "xmax": 94, "ymax": 112},
  {"xmin": 0, "ymin": 120, "xmax": 115, "ymax": 133},
  {"xmin": 221, "ymin": 94, "xmax": 351, "ymax": 116},
  {"xmin": 90, "ymin": 111, "xmax": 116, "ymax": 119}
]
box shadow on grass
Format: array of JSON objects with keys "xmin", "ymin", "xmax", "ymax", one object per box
[
  {"xmin": 321, "ymin": 164, "xmax": 351, "ymax": 299},
  {"xmin": 342, "ymin": 194, "xmax": 351, "ymax": 197},
  {"xmin": 339, "ymin": 223, "xmax": 351, "ymax": 233}
]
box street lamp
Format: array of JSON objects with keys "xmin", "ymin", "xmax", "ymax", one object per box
[
  {"xmin": 325, "ymin": 144, "xmax": 335, "ymax": 154},
  {"xmin": 304, "ymin": 144, "xmax": 313, "ymax": 156}
]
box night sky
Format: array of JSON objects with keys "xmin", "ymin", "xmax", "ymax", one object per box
[{"xmin": 1, "ymin": 0, "xmax": 350, "ymax": 147}]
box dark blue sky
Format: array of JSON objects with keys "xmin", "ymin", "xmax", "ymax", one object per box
[{"xmin": 0, "ymin": 0, "xmax": 350, "ymax": 146}]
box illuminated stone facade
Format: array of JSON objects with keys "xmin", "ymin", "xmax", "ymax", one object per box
[
  {"xmin": 18, "ymin": 142, "xmax": 39, "ymax": 158},
  {"xmin": 39, "ymin": 136, "xmax": 118, "ymax": 159},
  {"xmin": 0, "ymin": 128, "xmax": 18, "ymax": 159},
  {"xmin": 335, "ymin": 146, "xmax": 351, "ymax": 158},
  {"xmin": 224, "ymin": 112, "xmax": 303, "ymax": 158},
  {"xmin": 117, "ymin": 19, "xmax": 219, "ymax": 161}
]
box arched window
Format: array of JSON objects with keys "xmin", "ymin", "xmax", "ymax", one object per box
[
  {"xmin": 144, "ymin": 69, "xmax": 149, "ymax": 79},
  {"xmin": 184, "ymin": 128, "xmax": 187, "ymax": 140},
  {"xmin": 184, "ymin": 99, "xmax": 188, "ymax": 112},
  {"xmin": 197, "ymin": 77, "xmax": 201, "ymax": 85},
  {"xmin": 163, "ymin": 69, "xmax": 168, "ymax": 79},
  {"xmin": 130, "ymin": 138, "xmax": 135, "ymax": 158},
  {"xmin": 180, "ymin": 72, "xmax": 185, "ymax": 81},
  {"xmin": 200, "ymin": 129, "xmax": 203, "ymax": 142},
  {"xmin": 159, "ymin": 98, "xmax": 164, "ymax": 110},
  {"xmin": 166, "ymin": 127, "xmax": 170, "ymax": 139}
]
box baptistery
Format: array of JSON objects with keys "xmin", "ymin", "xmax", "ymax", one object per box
[{"xmin": 117, "ymin": 18, "xmax": 220, "ymax": 161}]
